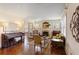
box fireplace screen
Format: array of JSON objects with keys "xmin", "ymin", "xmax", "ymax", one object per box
[{"xmin": 70, "ymin": 6, "xmax": 79, "ymax": 42}]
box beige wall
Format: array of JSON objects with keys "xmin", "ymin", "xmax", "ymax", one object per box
[{"xmin": 66, "ymin": 4, "xmax": 79, "ymax": 55}]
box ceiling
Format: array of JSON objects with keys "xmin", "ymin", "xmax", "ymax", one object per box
[{"xmin": 0, "ymin": 3, "xmax": 65, "ymax": 21}]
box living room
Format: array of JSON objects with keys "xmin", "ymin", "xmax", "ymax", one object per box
[{"xmin": 0, "ymin": 3, "xmax": 66, "ymax": 55}]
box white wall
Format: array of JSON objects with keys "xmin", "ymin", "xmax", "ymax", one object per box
[
  {"xmin": 0, "ymin": 4, "xmax": 65, "ymax": 20},
  {"xmin": 61, "ymin": 16, "xmax": 66, "ymax": 37},
  {"xmin": 66, "ymin": 4, "xmax": 79, "ymax": 55},
  {"xmin": 0, "ymin": 27, "xmax": 4, "ymax": 48}
]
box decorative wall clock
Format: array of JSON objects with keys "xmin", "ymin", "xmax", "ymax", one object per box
[{"xmin": 70, "ymin": 6, "xmax": 79, "ymax": 42}]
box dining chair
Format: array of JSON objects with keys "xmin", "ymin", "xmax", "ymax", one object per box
[{"xmin": 33, "ymin": 34, "xmax": 42, "ymax": 53}]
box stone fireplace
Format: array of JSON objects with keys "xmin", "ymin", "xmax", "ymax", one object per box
[{"xmin": 42, "ymin": 21, "xmax": 50, "ymax": 37}]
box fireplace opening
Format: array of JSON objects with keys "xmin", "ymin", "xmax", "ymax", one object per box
[{"xmin": 42, "ymin": 31, "xmax": 49, "ymax": 36}]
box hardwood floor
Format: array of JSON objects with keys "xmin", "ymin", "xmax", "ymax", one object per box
[
  {"xmin": 0, "ymin": 40, "xmax": 66, "ymax": 55},
  {"xmin": 0, "ymin": 43, "xmax": 24, "ymax": 55},
  {"xmin": 51, "ymin": 47, "xmax": 66, "ymax": 55}
]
